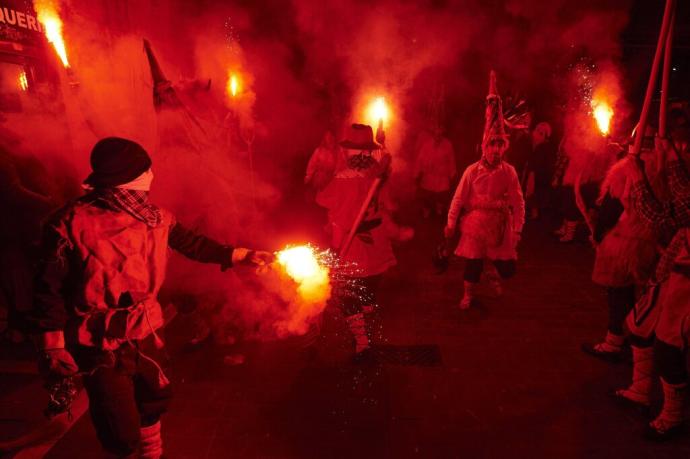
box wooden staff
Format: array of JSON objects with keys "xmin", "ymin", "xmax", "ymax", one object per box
[
  {"xmin": 659, "ymin": 9, "xmax": 675, "ymax": 139},
  {"xmin": 339, "ymin": 176, "xmax": 383, "ymax": 257},
  {"xmin": 630, "ymin": 0, "xmax": 675, "ymax": 156}
]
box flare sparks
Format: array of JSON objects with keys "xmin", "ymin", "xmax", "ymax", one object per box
[{"xmin": 34, "ymin": 0, "xmax": 70, "ymax": 68}]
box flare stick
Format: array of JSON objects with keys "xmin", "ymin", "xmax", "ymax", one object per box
[
  {"xmin": 631, "ymin": 0, "xmax": 675, "ymax": 155},
  {"xmin": 659, "ymin": 10, "xmax": 675, "ymax": 139}
]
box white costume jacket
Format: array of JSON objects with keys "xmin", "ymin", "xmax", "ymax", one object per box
[{"xmin": 448, "ymin": 160, "xmax": 525, "ymax": 260}]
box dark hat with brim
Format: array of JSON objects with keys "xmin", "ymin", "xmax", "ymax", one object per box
[
  {"xmin": 339, "ymin": 124, "xmax": 382, "ymax": 150},
  {"xmin": 84, "ymin": 137, "xmax": 152, "ymax": 188}
]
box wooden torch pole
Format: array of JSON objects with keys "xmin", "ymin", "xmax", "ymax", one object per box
[
  {"xmin": 339, "ymin": 177, "xmax": 383, "ymax": 258},
  {"xmin": 630, "ymin": 0, "xmax": 675, "ymax": 156},
  {"xmin": 659, "ymin": 9, "xmax": 675, "ymax": 139}
]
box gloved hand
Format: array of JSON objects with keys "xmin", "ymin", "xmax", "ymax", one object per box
[
  {"xmin": 232, "ymin": 247, "xmax": 276, "ymax": 266},
  {"xmin": 39, "ymin": 348, "xmax": 79, "ymax": 378},
  {"xmin": 444, "ymin": 225, "xmax": 455, "ymax": 239}
]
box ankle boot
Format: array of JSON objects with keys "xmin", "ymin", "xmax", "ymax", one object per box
[
  {"xmin": 460, "ymin": 281, "xmax": 477, "ymax": 309},
  {"xmin": 581, "ymin": 331, "xmax": 625, "ymax": 363},
  {"xmin": 647, "ymin": 380, "xmax": 687, "ymax": 440},
  {"xmin": 559, "ymin": 220, "xmax": 578, "ymax": 242}
]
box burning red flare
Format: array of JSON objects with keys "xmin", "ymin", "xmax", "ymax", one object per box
[
  {"xmin": 276, "ymin": 245, "xmax": 330, "ymax": 304},
  {"xmin": 591, "ymin": 99, "xmax": 613, "ymax": 136},
  {"xmin": 366, "ymin": 96, "xmax": 390, "ymax": 128},
  {"xmin": 18, "ymin": 71, "xmax": 29, "ymax": 91},
  {"xmin": 35, "ymin": 0, "xmax": 70, "ymax": 68},
  {"xmin": 227, "ymin": 72, "xmax": 240, "ymax": 99}
]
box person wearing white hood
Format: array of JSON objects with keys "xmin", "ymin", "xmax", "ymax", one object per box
[{"xmin": 445, "ymin": 71, "xmax": 525, "ymax": 309}]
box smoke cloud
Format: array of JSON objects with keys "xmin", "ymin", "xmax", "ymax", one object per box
[{"xmin": 2, "ymin": 0, "xmax": 634, "ymax": 340}]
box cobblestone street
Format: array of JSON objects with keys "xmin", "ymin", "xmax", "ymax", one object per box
[{"xmin": 2, "ymin": 218, "xmax": 689, "ymax": 458}]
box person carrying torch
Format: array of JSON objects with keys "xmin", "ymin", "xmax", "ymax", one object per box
[
  {"xmin": 616, "ymin": 114, "xmax": 690, "ymax": 440},
  {"xmin": 317, "ymin": 124, "xmax": 411, "ymax": 360},
  {"xmin": 26, "ymin": 137, "xmax": 273, "ymax": 458},
  {"xmin": 444, "ymin": 71, "xmax": 525, "ymax": 309}
]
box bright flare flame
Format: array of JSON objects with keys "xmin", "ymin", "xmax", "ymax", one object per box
[
  {"xmin": 367, "ymin": 96, "xmax": 389, "ymax": 127},
  {"xmin": 19, "ymin": 71, "xmax": 28, "ymax": 91},
  {"xmin": 35, "ymin": 1, "xmax": 70, "ymax": 68},
  {"xmin": 227, "ymin": 72, "xmax": 240, "ymax": 98},
  {"xmin": 276, "ymin": 245, "xmax": 330, "ymax": 304},
  {"xmin": 591, "ymin": 99, "xmax": 613, "ymax": 136}
]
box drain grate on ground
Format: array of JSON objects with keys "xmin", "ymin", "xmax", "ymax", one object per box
[{"xmin": 372, "ymin": 344, "xmax": 442, "ymax": 366}]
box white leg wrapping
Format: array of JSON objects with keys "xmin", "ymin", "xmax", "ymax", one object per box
[
  {"xmin": 617, "ymin": 346, "xmax": 654, "ymax": 405},
  {"xmin": 140, "ymin": 421, "xmax": 163, "ymax": 459},
  {"xmin": 346, "ymin": 313, "xmax": 369, "ymax": 353},
  {"xmin": 651, "ymin": 379, "xmax": 687, "ymax": 433}
]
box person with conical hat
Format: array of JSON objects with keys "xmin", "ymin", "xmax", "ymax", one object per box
[
  {"xmin": 317, "ymin": 124, "xmax": 412, "ymax": 360},
  {"xmin": 444, "ymin": 71, "xmax": 525, "ymax": 309}
]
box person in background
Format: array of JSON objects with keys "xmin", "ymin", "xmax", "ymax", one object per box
[
  {"xmin": 414, "ymin": 125, "xmax": 457, "ymax": 218},
  {"xmin": 0, "ymin": 144, "xmax": 56, "ymax": 343},
  {"xmin": 522, "ymin": 122, "xmax": 556, "ymax": 220},
  {"xmin": 305, "ymin": 130, "xmax": 342, "ymax": 193}
]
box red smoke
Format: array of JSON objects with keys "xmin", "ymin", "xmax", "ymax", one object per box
[{"xmin": 2, "ymin": 0, "xmax": 633, "ymax": 340}]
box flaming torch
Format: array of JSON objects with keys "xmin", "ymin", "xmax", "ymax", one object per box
[
  {"xmin": 35, "ymin": 0, "xmax": 70, "ymax": 68},
  {"xmin": 227, "ymin": 72, "xmax": 241, "ymax": 99},
  {"xmin": 364, "ymin": 95, "xmax": 391, "ymax": 147},
  {"xmin": 367, "ymin": 96, "xmax": 389, "ymax": 128},
  {"xmin": 591, "ymin": 98, "xmax": 613, "ymax": 136},
  {"xmin": 18, "ymin": 71, "xmax": 29, "ymax": 91}
]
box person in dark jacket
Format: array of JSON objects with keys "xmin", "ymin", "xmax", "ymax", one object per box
[{"xmin": 27, "ymin": 137, "xmax": 273, "ymax": 458}]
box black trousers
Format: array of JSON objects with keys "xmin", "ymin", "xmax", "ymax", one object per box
[
  {"xmin": 655, "ymin": 339, "xmax": 688, "ymax": 385},
  {"xmin": 418, "ymin": 188, "xmax": 450, "ymax": 215},
  {"xmin": 607, "ymin": 286, "xmax": 636, "ymax": 335},
  {"xmin": 559, "ymin": 183, "xmax": 599, "ymax": 221},
  {"xmin": 464, "ymin": 259, "xmax": 516, "ymax": 283},
  {"xmin": 72, "ymin": 335, "xmax": 172, "ymax": 456}
]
